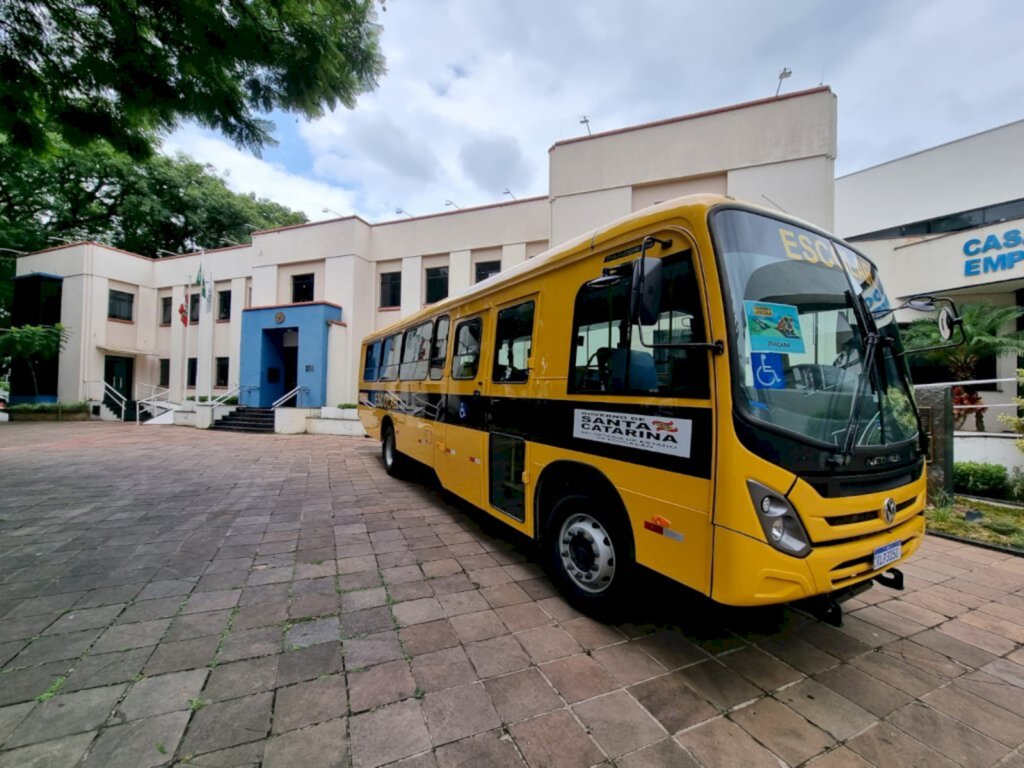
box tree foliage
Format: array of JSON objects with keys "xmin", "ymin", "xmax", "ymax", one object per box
[
  {"xmin": 0, "ymin": 136, "xmax": 308, "ymax": 320},
  {"xmin": 0, "ymin": 323, "xmax": 67, "ymax": 397},
  {"xmin": 0, "ymin": 0, "xmax": 385, "ymax": 158}
]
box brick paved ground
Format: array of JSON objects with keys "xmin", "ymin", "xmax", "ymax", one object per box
[{"xmin": 1, "ymin": 422, "xmax": 1023, "ymax": 768}]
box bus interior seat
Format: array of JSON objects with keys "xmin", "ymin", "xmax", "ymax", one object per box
[{"xmin": 609, "ymin": 348, "xmax": 658, "ymax": 391}]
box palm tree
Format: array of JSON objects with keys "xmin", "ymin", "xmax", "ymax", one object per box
[{"xmin": 902, "ymin": 301, "xmax": 1024, "ymax": 431}]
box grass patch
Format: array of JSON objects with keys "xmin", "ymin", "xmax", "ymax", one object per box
[
  {"xmin": 926, "ymin": 496, "xmax": 1024, "ymax": 551},
  {"xmin": 35, "ymin": 675, "xmax": 66, "ymax": 702}
]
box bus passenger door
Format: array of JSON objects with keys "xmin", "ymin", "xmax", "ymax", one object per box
[{"xmin": 443, "ymin": 314, "xmax": 488, "ymax": 507}]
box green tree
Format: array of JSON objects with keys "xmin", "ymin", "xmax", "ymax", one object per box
[
  {"xmin": 0, "ymin": 0, "xmax": 385, "ymax": 158},
  {"xmin": 0, "ymin": 323, "xmax": 67, "ymax": 398},
  {"xmin": 903, "ymin": 301, "xmax": 1024, "ymax": 430},
  {"xmin": 0, "ymin": 136, "xmax": 307, "ymax": 320}
]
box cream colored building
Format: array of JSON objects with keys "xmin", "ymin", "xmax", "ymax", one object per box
[{"xmin": 12, "ymin": 87, "xmax": 839, "ymax": 412}]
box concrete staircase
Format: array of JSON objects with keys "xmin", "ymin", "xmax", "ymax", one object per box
[{"xmin": 210, "ymin": 407, "xmax": 275, "ymax": 433}]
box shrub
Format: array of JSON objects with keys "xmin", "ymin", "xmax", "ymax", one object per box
[
  {"xmin": 7, "ymin": 401, "xmax": 89, "ymax": 414},
  {"xmin": 953, "ymin": 461, "xmax": 1009, "ymax": 499},
  {"xmin": 1010, "ymin": 468, "xmax": 1024, "ymax": 503},
  {"xmin": 337, "ymin": 403, "xmax": 358, "ymax": 409}
]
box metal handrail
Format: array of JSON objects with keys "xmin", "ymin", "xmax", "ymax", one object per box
[
  {"xmin": 209, "ymin": 385, "xmax": 240, "ymax": 407},
  {"xmin": 272, "ymin": 385, "xmax": 306, "ymax": 409},
  {"xmin": 914, "ymin": 377, "xmax": 1016, "ymax": 389},
  {"xmin": 136, "ymin": 382, "xmax": 170, "ymax": 401},
  {"xmin": 136, "ymin": 388, "xmax": 177, "ymax": 425},
  {"xmin": 86, "ymin": 380, "xmax": 126, "ymax": 421}
]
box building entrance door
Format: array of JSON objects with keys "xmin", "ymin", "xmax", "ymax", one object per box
[
  {"xmin": 282, "ymin": 346, "xmax": 298, "ymax": 406},
  {"xmin": 104, "ymin": 355, "xmax": 134, "ymax": 402}
]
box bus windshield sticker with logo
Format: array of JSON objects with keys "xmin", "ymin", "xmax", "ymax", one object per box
[{"xmin": 572, "ymin": 409, "xmax": 692, "ymax": 458}]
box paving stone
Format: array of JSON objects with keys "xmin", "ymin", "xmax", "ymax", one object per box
[
  {"xmin": 180, "ymin": 691, "xmax": 273, "ymax": 755},
  {"xmin": 675, "ymin": 717, "xmax": 783, "ymax": 768},
  {"xmin": 411, "ymin": 646, "xmax": 477, "ymax": 693},
  {"xmin": 164, "ymin": 610, "xmax": 233, "ymax": 642},
  {"xmin": 350, "ymin": 699, "xmax": 431, "ymax": 768},
  {"xmin": 479, "ymin": 583, "xmax": 531, "ymax": 609},
  {"xmin": 202, "ymin": 656, "xmax": 279, "ymax": 702},
  {"xmin": 10, "ymin": 628, "xmax": 102, "ymax": 666},
  {"xmin": 775, "ymin": 678, "xmax": 876, "ymax": 741},
  {"xmin": 632, "ymin": 631, "xmax": 708, "ymax": 670},
  {"xmin": 516, "ymin": 625, "xmax": 583, "ymax": 664},
  {"xmin": 591, "ymin": 642, "xmax": 667, "ymax": 686},
  {"xmin": 0, "ymin": 661, "xmax": 71, "ymax": 706},
  {"xmin": 114, "ymin": 597, "xmax": 182, "ymax": 625},
  {"xmin": 887, "ymin": 700, "xmax": 1009, "ymax": 767},
  {"xmin": 277, "ymin": 643, "xmax": 344, "ymax": 686},
  {"xmin": 272, "ymin": 675, "xmax": 348, "ymax": 733},
  {"xmin": 629, "ymin": 672, "xmax": 717, "ymax": 733},
  {"xmin": 849, "ymin": 650, "xmax": 943, "ymax": 697},
  {"xmin": 720, "ymin": 645, "xmax": 804, "ymax": 691},
  {"xmin": 348, "ymin": 661, "xmax": 415, "ymax": 713},
  {"xmin": 759, "ymin": 636, "xmax": 839, "ymax": 675},
  {"xmin": 494, "ymin": 601, "xmax": 552, "ymax": 633},
  {"xmin": 263, "ymin": 718, "xmax": 348, "ymax": 768},
  {"xmin": 616, "ymin": 738, "xmax": 699, "ymax": 768},
  {"xmin": 344, "ymin": 630, "xmax": 404, "ymax": 669},
  {"xmin": 541, "ymin": 653, "xmax": 618, "ymax": 704},
  {"xmin": 423, "ymin": 682, "xmax": 501, "ymax": 745},
  {"xmin": 183, "ymin": 590, "xmax": 241, "ymax": 615},
  {"xmin": 449, "ymin": 609, "xmax": 507, "ymax": 643},
  {"xmin": 815, "ymin": 663, "xmax": 914, "ymax": 717},
  {"xmin": 91, "ymin": 619, "xmax": 171, "ymax": 654},
  {"xmin": 42, "ymin": 604, "xmax": 125, "ymax": 635},
  {"xmin": 5, "ymin": 684, "xmax": 125, "ymax": 748},
  {"xmin": 938, "ymin": 619, "xmax": 1017, "ymax": 656},
  {"xmin": 0, "ymin": 732, "xmax": 95, "ymax": 768},
  {"xmin": 435, "ymin": 728, "xmax": 525, "ymax": 768},
  {"xmin": 341, "ymin": 587, "xmax": 388, "ymax": 613},
  {"xmin": 484, "ymin": 667, "xmax": 563, "ymax": 723},
  {"xmin": 289, "ymin": 593, "xmax": 340, "ymax": 621},
  {"xmin": 143, "ymin": 635, "xmax": 220, "ymax": 675},
  {"xmin": 730, "ymin": 696, "xmax": 834, "ymax": 764},
  {"xmin": 286, "ymin": 617, "xmax": 340, "ymax": 649},
  {"xmin": 0, "ymin": 702, "xmax": 35, "ymax": 747},
  {"xmin": 465, "ymin": 634, "xmax": 531, "ymax": 678},
  {"xmin": 117, "ymin": 669, "xmax": 209, "ymax": 720},
  {"xmin": 847, "ymin": 722, "xmax": 959, "ymax": 768},
  {"xmin": 803, "ymin": 746, "xmax": 876, "ymax": 768},
  {"xmin": 509, "ymin": 709, "xmax": 603, "ymax": 768},
  {"xmin": 63, "ymin": 647, "xmax": 153, "ymax": 692},
  {"xmin": 80, "ymin": 711, "xmax": 190, "ymax": 768},
  {"xmin": 573, "ymin": 689, "xmax": 666, "ymax": 757},
  {"xmin": 922, "ymin": 683, "xmax": 1024, "ymax": 747},
  {"xmin": 400, "ymin": 620, "xmax": 460, "ymax": 656}
]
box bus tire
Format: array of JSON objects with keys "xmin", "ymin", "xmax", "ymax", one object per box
[
  {"xmin": 381, "ymin": 423, "xmax": 406, "ymax": 478},
  {"xmin": 544, "ymin": 493, "xmax": 633, "ymax": 620}
]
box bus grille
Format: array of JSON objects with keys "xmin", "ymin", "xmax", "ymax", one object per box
[{"xmin": 824, "ymin": 497, "xmax": 917, "ymax": 527}]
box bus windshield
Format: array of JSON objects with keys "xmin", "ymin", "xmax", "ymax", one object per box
[{"xmin": 712, "ymin": 208, "xmax": 918, "ymax": 450}]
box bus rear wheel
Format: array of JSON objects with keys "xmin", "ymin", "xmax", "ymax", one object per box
[
  {"xmin": 545, "ymin": 494, "xmax": 633, "ymax": 619},
  {"xmin": 381, "ymin": 423, "xmax": 406, "ymax": 477}
]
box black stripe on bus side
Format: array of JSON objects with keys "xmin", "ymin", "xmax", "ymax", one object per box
[{"xmin": 361, "ymin": 389, "xmax": 713, "ymax": 479}]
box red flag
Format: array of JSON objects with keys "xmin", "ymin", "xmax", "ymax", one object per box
[{"xmin": 179, "ymin": 301, "xmax": 188, "ymax": 326}]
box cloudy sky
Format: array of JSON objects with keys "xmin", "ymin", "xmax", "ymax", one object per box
[{"xmin": 165, "ymin": 0, "xmax": 1024, "ymax": 223}]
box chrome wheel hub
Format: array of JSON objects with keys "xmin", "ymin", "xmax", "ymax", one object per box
[{"xmin": 559, "ymin": 513, "xmax": 615, "ymax": 594}]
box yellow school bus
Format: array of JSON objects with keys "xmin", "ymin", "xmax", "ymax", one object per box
[{"xmin": 358, "ymin": 195, "xmax": 952, "ymax": 621}]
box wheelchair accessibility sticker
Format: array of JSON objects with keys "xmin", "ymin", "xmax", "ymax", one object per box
[
  {"xmin": 744, "ymin": 301, "xmax": 805, "ymax": 354},
  {"xmin": 752, "ymin": 353, "xmax": 786, "ymax": 390}
]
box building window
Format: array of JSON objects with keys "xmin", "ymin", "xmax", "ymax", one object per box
[
  {"xmin": 159, "ymin": 359, "xmax": 170, "ymax": 387},
  {"xmin": 108, "ymin": 289, "xmax": 134, "ymax": 321},
  {"xmin": 160, "ymin": 297, "xmax": 172, "ymax": 325},
  {"xmin": 425, "ymin": 266, "xmax": 449, "ymax": 304},
  {"xmin": 189, "ymin": 294, "xmax": 199, "ymax": 323},
  {"xmin": 493, "ymin": 301, "xmax": 535, "ymax": 383},
  {"xmin": 292, "ymin": 273, "xmax": 314, "ymax": 303},
  {"xmin": 215, "ymin": 357, "xmax": 229, "ymax": 387},
  {"xmin": 475, "ymin": 260, "xmax": 501, "ymax": 283},
  {"xmin": 217, "ymin": 290, "xmax": 231, "ymax": 320},
  {"xmin": 187, "ymin": 358, "xmax": 197, "ymax": 388},
  {"xmin": 380, "ymin": 272, "xmax": 401, "ymax": 308}
]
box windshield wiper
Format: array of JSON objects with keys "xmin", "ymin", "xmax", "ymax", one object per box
[{"xmin": 831, "ymin": 291, "xmax": 886, "ymax": 466}]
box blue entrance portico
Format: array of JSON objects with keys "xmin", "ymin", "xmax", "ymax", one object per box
[{"xmin": 239, "ymin": 303, "xmax": 341, "ymax": 408}]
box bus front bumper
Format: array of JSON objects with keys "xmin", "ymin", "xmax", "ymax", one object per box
[{"xmin": 710, "ymin": 512, "xmax": 925, "ymax": 607}]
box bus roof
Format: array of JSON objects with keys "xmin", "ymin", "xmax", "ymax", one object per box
[{"xmin": 361, "ymin": 193, "xmax": 834, "ymax": 343}]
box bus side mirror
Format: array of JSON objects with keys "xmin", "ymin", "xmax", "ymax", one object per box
[
  {"xmin": 631, "ymin": 257, "xmax": 663, "ymax": 326},
  {"xmin": 937, "ymin": 306, "xmax": 957, "ymax": 341}
]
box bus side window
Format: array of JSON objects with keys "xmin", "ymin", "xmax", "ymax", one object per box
[
  {"xmin": 363, "ymin": 341, "xmax": 381, "ymax": 381},
  {"xmin": 379, "ymin": 335, "xmax": 401, "ymax": 381},
  {"xmin": 399, "ymin": 321, "xmax": 432, "ymax": 380},
  {"xmin": 493, "ymin": 301, "xmax": 534, "ymax": 383},
  {"xmin": 570, "ymin": 250, "xmax": 708, "ymax": 399},
  {"xmin": 430, "ymin": 316, "xmax": 450, "ymax": 380},
  {"xmin": 452, "ymin": 318, "xmax": 482, "ymax": 380}
]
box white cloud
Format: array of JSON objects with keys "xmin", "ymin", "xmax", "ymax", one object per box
[{"xmin": 166, "ymin": 0, "xmax": 1024, "ymax": 220}]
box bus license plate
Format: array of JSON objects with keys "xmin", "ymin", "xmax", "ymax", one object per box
[{"xmin": 872, "ymin": 540, "xmax": 901, "ymax": 571}]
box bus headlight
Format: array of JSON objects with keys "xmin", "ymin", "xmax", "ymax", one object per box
[{"xmin": 747, "ymin": 481, "xmax": 810, "ymax": 558}]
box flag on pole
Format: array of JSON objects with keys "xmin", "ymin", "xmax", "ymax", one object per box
[{"xmin": 179, "ymin": 286, "xmax": 189, "ymax": 327}]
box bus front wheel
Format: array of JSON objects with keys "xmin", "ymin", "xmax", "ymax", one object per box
[
  {"xmin": 381, "ymin": 424, "xmax": 406, "ymax": 477},
  {"xmin": 545, "ymin": 494, "xmax": 633, "ymax": 619}
]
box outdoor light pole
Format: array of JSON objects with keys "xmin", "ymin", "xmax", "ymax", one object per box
[
  {"xmin": 579, "ymin": 116, "xmax": 591, "ymax": 136},
  {"xmin": 395, "ymin": 208, "xmax": 413, "ymax": 219},
  {"xmin": 444, "ymin": 200, "xmax": 461, "ymax": 210},
  {"xmin": 321, "ymin": 208, "xmax": 343, "ymax": 218},
  {"xmin": 503, "ymin": 189, "xmax": 517, "ymax": 201},
  {"xmin": 776, "ymin": 67, "xmax": 792, "ymax": 96}
]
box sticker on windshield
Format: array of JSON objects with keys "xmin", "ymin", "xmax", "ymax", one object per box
[
  {"xmin": 744, "ymin": 301, "xmax": 806, "ymax": 355},
  {"xmin": 752, "ymin": 353, "xmax": 786, "ymax": 389},
  {"xmin": 573, "ymin": 409, "xmax": 692, "ymax": 458}
]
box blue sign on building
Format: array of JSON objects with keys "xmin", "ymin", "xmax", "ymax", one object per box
[
  {"xmin": 962, "ymin": 229, "xmax": 1024, "ymax": 277},
  {"xmin": 239, "ymin": 303, "xmax": 341, "ymax": 408}
]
